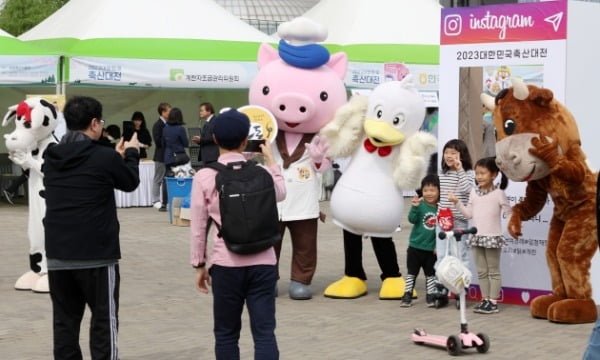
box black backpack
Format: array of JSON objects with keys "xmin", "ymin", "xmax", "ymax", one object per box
[{"xmin": 205, "ymin": 160, "xmax": 281, "ymax": 254}]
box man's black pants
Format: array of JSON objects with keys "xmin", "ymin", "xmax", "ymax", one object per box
[{"xmin": 48, "ymin": 264, "xmax": 120, "ymax": 360}]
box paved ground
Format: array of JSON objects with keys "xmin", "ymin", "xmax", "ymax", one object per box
[{"xmin": 0, "ymin": 197, "xmax": 594, "ymax": 359}]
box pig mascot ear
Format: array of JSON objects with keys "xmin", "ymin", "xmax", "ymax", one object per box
[
  {"xmin": 257, "ymin": 43, "xmax": 280, "ymax": 69},
  {"xmin": 327, "ymin": 53, "xmax": 348, "ymax": 80}
]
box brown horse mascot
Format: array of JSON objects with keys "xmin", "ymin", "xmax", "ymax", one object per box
[{"xmin": 481, "ymin": 78, "xmax": 598, "ymax": 324}]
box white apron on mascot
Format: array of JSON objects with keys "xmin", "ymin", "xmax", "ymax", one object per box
[{"xmin": 2, "ymin": 98, "xmax": 59, "ymax": 293}]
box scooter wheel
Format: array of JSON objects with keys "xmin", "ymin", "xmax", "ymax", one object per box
[
  {"xmin": 476, "ymin": 332, "xmax": 490, "ymax": 353},
  {"xmin": 447, "ymin": 335, "xmax": 462, "ymax": 356}
]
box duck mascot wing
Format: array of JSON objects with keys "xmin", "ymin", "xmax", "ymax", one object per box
[
  {"xmin": 321, "ymin": 76, "xmax": 437, "ymax": 300},
  {"xmin": 481, "ymin": 77, "xmax": 598, "ymax": 324}
]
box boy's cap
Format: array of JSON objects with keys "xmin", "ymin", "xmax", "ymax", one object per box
[{"xmin": 213, "ymin": 108, "xmax": 250, "ymax": 143}]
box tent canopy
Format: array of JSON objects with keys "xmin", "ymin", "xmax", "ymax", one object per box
[
  {"xmin": 19, "ymin": 0, "xmax": 275, "ymax": 61},
  {"xmin": 0, "ymin": 28, "xmax": 55, "ymax": 55},
  {"xmin": 303, "ymin": 0, "xmax": 441, "ymax": 64}
]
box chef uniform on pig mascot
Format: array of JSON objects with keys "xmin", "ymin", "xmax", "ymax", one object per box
[
  {"xmin": 320, "ymin": 78, "xmax": 437, "ymax": 299},
  {"xmin": 481, "ymin": 78, "xmax": 598, "ymax": 324},
  {"xmin": 249, "ymin": 17, "xmax": 348, "ymax": 300},
  {"xmin": 3, "ymin": 98, "xmax": 60, "ymax": 293}
]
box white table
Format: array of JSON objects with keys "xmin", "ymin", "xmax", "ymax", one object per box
[{"xmin": 115, "ymin": 160, "xmax": 155, "ymax": 208}]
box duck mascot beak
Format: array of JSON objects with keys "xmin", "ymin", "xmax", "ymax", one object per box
[{"xmin": 363, "ymin": 118, "xmax": 405, "ymax": 147}]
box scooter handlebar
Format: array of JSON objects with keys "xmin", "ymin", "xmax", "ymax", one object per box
[{"xmin": 438, "ymin": 227, "xmax": 478, "ymax": 240}]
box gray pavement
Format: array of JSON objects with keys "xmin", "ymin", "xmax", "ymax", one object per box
[{"xmin": 0, "ymin": 197, "xmax": 594, "ymax": 359}]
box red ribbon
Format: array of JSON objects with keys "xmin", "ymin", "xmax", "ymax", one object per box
[{"xmin": 363, "ymin": 139, "xmax": 392, "ymax": 157}]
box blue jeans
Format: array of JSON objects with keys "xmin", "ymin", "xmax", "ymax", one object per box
[
  {"xmin": 583, "ymin": 318, "xmax": 600, "ymax": 359},
  {"xmin": 210, "ymin": 264, "xmax": 279, "ymax": 360}
]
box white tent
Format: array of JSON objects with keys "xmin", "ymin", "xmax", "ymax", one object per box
[
  {"xmin": 302, "ymin": 0, "xmax": 441, "ymax": 95},
  {"xmin": 19, "ymin": 0, "xmax": 275, "ymax": 89},
  {"xmin": 303, "ymin": 0, "xmax": 441, "ymax": 46},
  {"xmin": 20, "ymin": 0, "xmax": 273, "ymax": 44},
  {"xmin": 1, "ymin": 0, "xmax": 277, "ymax": 155}
]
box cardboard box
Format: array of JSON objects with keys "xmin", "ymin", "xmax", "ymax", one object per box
[
  {"xmin": 171, "ymin": 197, "xmax": 184, "ymax": 225},
  {"xmin": 179, "ymin": 207, "xmax": 191, "ymax": 220},
  {"xmin": 174, "ymin": 217, "xmax": 190, "ymax": 227}
]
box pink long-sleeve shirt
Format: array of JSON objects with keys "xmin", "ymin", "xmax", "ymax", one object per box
[
  {"xmin": 454, "ymin": 187, "xmax": 512, "ymax": 237},
  {"xmin": 189, "ymin": 152, "xmax": 286, "ymax": 268}
]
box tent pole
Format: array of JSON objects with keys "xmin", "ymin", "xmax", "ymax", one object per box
[{"xmin": 57, "ymin": 56, "xmax": 66, "ymax": 96}]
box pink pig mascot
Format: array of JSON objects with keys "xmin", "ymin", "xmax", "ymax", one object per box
[{"xmin": 249, "ymin": 18, "xmax": 348, "ymax": 299}]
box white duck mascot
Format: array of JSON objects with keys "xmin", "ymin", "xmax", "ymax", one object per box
[
  {"xmin": 321, "ymin": 77, "xmax": 437, "ymax": 299},
  {"xmin": 3, "ymin": 97, "xmax": 59, "ymax": 293}
]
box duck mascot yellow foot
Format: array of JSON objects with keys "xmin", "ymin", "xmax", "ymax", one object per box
[
  {"xmin": 320, "ymin": 77, "xmax": 437, "ymax": 301},
  {"xmin": 324, "ymin": 276, "xmax": 367, "ymax": 299},
  {"xmin": 379, "ymin": 277, "xmax": 407, "ymax": 300}
]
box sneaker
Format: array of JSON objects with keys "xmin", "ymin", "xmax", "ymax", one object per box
[
  {"xmin": 426, "ymin": 294, "xmax": 435, "ymax": 308},
  {"xmin": 158, "ymin": 206, "xmax": 167, "ymax": 212},
  {"xmin": 478, "ymin": 300, "xmax": 499, "ymax": 314},
  {"xmin": 400, "ymin": 292, "xmax": 412, "ymax": 307},
  {"xmin": 153, "ymin": 201, "xmax": 162, "ymax": 209},
  {"xmin": 3, "ymin": 190, "xmax": 15, "ymax": 205},
  {"xmin": 473, "ymin": 299, "xmax": 489, "ymax": 313}
]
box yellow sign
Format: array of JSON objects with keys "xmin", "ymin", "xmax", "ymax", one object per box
[
  {"xmin": 26, "ymin": 94, "xmax": 66, "ymax": 111},
  {"xmin": 238, "ymin": 105, "xmax": 278, "ymax": 143}
]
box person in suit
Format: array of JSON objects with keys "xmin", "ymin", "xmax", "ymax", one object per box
[
  {"xmin": 191, "ymin": 102, "xmax": 218, "ymax": 164},
  {"xmin": 151, "ymin": 102, "xmax": 171, "ymax": 211}
]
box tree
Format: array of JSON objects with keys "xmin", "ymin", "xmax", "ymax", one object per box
[{"xmin": 0, "ymin": 0, "xmax": 69, "ymax": 36}]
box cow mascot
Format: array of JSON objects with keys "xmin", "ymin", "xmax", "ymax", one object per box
[
  {"xmin": 3, "ymin": 98, "xmax": 59, "ymax": 293},
  {"xmin": 249, "ymin": 17, "xmax": 348, "ymax": 299},
  {"xmin": 481, "ymin": 78, "xmax": 598, "ymax": 324}
]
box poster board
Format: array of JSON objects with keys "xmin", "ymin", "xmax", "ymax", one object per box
[{"xmin": 439, "ymin": 0, "xmax": 568, "ymax": 305}]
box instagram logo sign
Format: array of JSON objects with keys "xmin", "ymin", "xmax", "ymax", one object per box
[{"xmin": 444, "ymin": 14, "xmax": 462, "ymax": 36}]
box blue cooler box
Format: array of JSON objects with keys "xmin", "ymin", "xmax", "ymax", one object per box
[{"xmin": 165, "ymin": 177, "xmax": 193, "ymax": 223}]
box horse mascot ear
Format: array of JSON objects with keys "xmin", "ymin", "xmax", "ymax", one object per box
[
  {"xmin": 2, "ymin": 97, "xmax": 59, "ymax": 293},
  {"xmin": 482, "ymin": 78, "xmax": 598, "ymax": 324}
]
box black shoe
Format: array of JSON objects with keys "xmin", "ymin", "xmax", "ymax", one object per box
[
  {"xmin": 473, "ymin": 299, "xmax": 488, "ymax": 313},
  {"xmin": 426, "ymin": 294, "xmax": 435, "ymax": 308},
  {"xmin": 400, "ymin": 292, "xmax": 413, "ymax": 307},
  {"xmin": 478, "ymin": 300, "xmax": 499, "ymax": 314},
  {"xmin": 158, "ymin": 206, "xmax": 167, "ymax": 212},
  {"xmin": 3, "ymin": 190, "xmax": 15, "ymax": 205}
]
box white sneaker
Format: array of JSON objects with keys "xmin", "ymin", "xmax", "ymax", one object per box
[{"xmin": 153, "ymin": 201, "xmax": 162, "ymax": 209}]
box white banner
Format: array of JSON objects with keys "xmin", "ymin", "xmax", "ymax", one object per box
[
  {"xmin": 0, "ymin": 56, "xmax": 58, "ymax": 85},
  {"xmin": 345, "ymin": 62, "xmax": 439, "ymax": 91},
  {"xmin": 69, "ymin": 57, "xmax": 259, "ymax": 89}
]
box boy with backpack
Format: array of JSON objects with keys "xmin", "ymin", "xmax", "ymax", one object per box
[{"xmin": 190, "ymin": 108, "xmax": 286, "ymax": 360}]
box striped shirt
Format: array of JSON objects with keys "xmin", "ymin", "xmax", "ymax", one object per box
[{"xmin": 438, "ymin": 169, "xmax": 475, "ymax": 222}]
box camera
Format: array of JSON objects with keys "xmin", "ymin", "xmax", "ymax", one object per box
[{"xmin": 244, "ymin": 139, "xmax": 265, "ymax": 153}]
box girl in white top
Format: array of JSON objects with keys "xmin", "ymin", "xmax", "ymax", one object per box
[{"xmin": 449, "ymin": 157, "xmax": 512, "ymax": 314}]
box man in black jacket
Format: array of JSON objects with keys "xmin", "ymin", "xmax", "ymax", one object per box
[
  {"xmin": 191, "ymin": 102, "xmax": 219, "ymax": 164},
  {"xmin": 151, "ymin": 102, "xmax": 171, "ymax": 211},
  {"xmin": 42, "ymin": 96, "xmax": 140, "ymax": 360}
]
